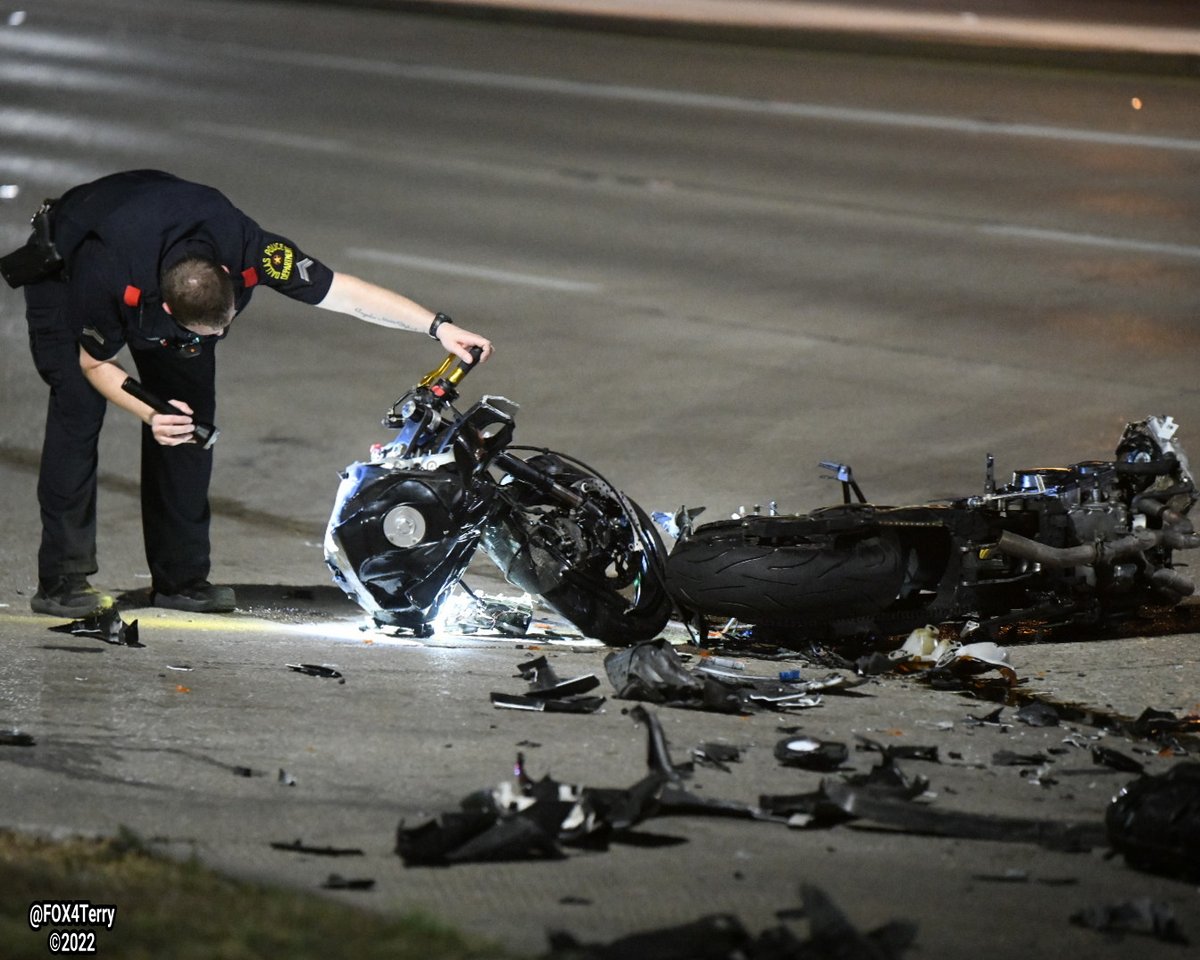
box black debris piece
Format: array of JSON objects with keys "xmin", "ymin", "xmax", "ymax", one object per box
[
  {"xmin": 855, "ymin": 735, "xmax": 940, "ymax": 764},
  {"xmin": 1069, "ymin": 898, "xmax": 1189, "ymax": 945},
  {"xmin": 774, "ymin": 736, "xmax": 848, "ymax": 771},
  {"xmin": 1091, "ymin": 745, "xmax": 1144, "ymax": 774},
  {"xmin": 49, "ymin": 607, "xmax": 142, "ymax": 647},
  {"xmin": 286, "ymin": 663, "xmax": 344, "ymax": 680},
  {"xmin": 278, "ymin": 769, "xmax": 297, "ymax": 786},
  {"xmin": 0, "ymin": 729, "xmax": 35, "ymax": 747},
  {"xmin": 1016, "ymin": 700, "xmax": 1061, "ymax": 727},
  {"xmin": 396, "ymin": 706, "xmax": 759, "ymax": 866},
  {"xmin": 232, "ymin": 765, "xmax": 259, "ymax": 778},
  {"xmin": 845, "ymin": 755, "xmax": 931, "ymax": 801},
  {"xmin": 269, "ymin": 839, "xmax": 364, "ymax": 856},
  {"xmin": 321, "ymin": 874, "xmax": 376, "ymax": 891},
  {"xmin": 490, "ymin": 693, "xmax": 606, "ymax": 714},
  {"xmin": 559, "ymin": 895, "xmax": 592, "ymax": 906},
  {"xmin": 605, "ymin": 639, "xmax": 844, "ymax": 715},
  {"xmin": 992, "ymin": 750, "xmax": 1052, "ymax": 767},
  {"xmin": 1129, "ymin": 707, "xmax": 1200, "ymax": 751},
  {"xmin": 489, "ymin": 656, "xmax": 605, "ymax": 713},
  {"xmin": 1106, "ymin": 761, "xmax": 1200, "ymax": 881},
  {"xmin": 965, "ymin": 706, "xmax": 1009, "ymax": 728},
  {"xmin": 821, "ymin": 779, "xmax": 1105, "ymax": 851},
  {"xmin": 692, "ymin": 742, "xmax": 742, "ymax": 772},
  {"xmin": 541, "ymin": 884, "xmax": 917, "ymax": 959},
  {"xmin": 516, "ymin": 655, "xmax": 602, "ymax": 699}
]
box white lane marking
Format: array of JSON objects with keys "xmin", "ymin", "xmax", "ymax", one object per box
[
  {"xmin": 979, "ymin": 224, "xmax": 1200, "ymax": 259},
  {"xmin": 232, "ymin": 45, "xmax": 1200, "ymax": 155},
  {"xmin": 345, "ymin": 247, "xmax": 603, "ymax": 293},
  {"xmin": 180, "ymin": 120, "xmax": 352, "ymax": 154}
]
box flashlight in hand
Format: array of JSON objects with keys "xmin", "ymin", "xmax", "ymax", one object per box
[{"xmin": 121, "ymin": 376, "xmax": 220, "ymax": 449}]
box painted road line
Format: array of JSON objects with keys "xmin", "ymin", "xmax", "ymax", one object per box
[{"xmin": 345, "ymin": 247, "xmax": 603, "ymax": 293}]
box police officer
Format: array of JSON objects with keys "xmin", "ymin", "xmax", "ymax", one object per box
[{"xmin": 12, "ymin": 169, "xmax": 493, "ymax": 617}]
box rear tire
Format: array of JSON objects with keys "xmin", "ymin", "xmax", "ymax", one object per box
[{"xmin": 666, "ymin": 523, "xmax": 905, "ymax": 626}]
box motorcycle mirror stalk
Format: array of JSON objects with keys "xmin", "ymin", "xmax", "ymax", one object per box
[{"xmin": 120, "ymin": 376, "xmax": 219, "ymax": 449}]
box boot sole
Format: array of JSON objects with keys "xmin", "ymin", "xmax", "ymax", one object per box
[{"xmin": 31, "ymin": 597, "xmax": 112, "ymax": 618}]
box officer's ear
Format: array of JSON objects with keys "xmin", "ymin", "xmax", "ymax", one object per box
[{"xmin": 162, "ymin": 302, "xmax": 173, "ymax": 315}]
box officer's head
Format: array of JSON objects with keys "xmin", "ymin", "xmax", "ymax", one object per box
[{"xmin": 161, "ymin": 255, "xmax": 235, "ymax": 335}]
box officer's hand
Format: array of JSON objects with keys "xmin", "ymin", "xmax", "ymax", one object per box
[
  {"xmin": 437, "ymin": 322, "xmax": 493, "ymax": 365},
  {"xmin": 149, "ymin": 400, "xmax": 197, "ymax": 446}
]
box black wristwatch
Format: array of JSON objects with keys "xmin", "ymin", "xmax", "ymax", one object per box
[{"xmin": 428, "ymin": 312, "xmax": 453, "ymax": 340}]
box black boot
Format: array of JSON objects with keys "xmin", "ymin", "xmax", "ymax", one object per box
[
  {"xmin": 152, "ymin": 579, "xmax": 236, "ymax": 613},
  {"xmin": 31, "ymin": 576, "xmax": 113, "ymax": 617}
]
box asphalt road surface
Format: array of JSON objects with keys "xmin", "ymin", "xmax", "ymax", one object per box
[{"xmin": 1, "ymin": 2, "xmax": 1198, "ymax": 957}]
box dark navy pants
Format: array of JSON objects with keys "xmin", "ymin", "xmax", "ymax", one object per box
[{"xmin": 26, "ymin": 277, "xmax": 217, "ymax": 592}]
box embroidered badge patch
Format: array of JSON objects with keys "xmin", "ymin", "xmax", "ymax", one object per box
[{"xmin": 262, "ymin": 241, "xmax": 294, "ymax": 281}]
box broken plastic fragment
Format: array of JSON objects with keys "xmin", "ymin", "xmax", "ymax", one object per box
[
  {"xmin": 821, "ymin": 778, "xmax": 1105, "ymax": 851},
  {"xmin": 286, "ymin": 663, "xmax": 343, "ymax": 680},
  {"xmin": 1070, "ymin": 898, "xmax": 1188, "ymax": 944},
  {"xmin": 269, "ymin": 839, "xmax": 364, "ymax": 856},
  {"xmin": 1106, "ymin": 761, "xmax": 1200, "ymax": 881},
  {"xmin": 1091, "ymin": 745, "xmax": 1144, "ymax": 774},
  {"xmin": 541, "ymin": 884, "xmax": 916, "ymax": 959},
  {"xmin": 516, "ymin": 655, "xmax": 601, "ymax": 699},
  {"xmin": 774, "ymin": 736, "xmax": 848, "ymax": 771},
  {"xmin": 278, "ymin": 768, "xmax": 297, "ymax": 786},
  {"xmin": 0, "ymin": 729, "xmax": 35, "ymax": 747},
  {"xmin": 49, "ymin": 608, "xmax": 142, "ymax": 647},
  {"xmin": 321, "ymin": 874, "xmax": 376, "ymax": 891},
  {"xmin": 1016, "ymin": 701, "xmax": 1060, "ymax": 727}
]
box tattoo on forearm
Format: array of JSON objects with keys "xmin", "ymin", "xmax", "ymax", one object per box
[{"xmin": 353, "ymin": 307, "xmax": 416, "ymax": 330}]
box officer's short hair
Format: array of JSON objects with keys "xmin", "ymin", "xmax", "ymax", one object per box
[{"xmin": 161, "ymin": 256, "xmax": 234, "ymax": 328}]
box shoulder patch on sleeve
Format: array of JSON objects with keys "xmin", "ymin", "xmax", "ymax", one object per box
[{"xmin": 261, "ymin": 242, "xmax": 294, "ymax": 281}]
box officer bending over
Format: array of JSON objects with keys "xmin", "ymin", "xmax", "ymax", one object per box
[{"xmin": 5, "ymin": 169, "xmax": 493, "ymax": 617}]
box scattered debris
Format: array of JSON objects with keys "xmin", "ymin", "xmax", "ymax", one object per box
[
  {"xmin": 1070, "ymin": 898, "xmax": 1189, "ymax": 945},
  {"xmin": 321, "ymin": 874, "xmax": 375, "ymax": 891},
  {"xmin": 1091, "ymin": 745, "xmax": 1144, "ymax": 774},
  {"xmin": 49, "ymin": 608, "xmax": 142, "ymax": 647},
  {"xmin": 232, "ymin": 765, "xmax": 259, "ymax": 778},
  {"xmin": 692, "ymin": 742, "xmax": 742, "ymax": 772},
  {"xmin": 278, "ymin": 769, "xmax": 297, "ymax": 786},
  {"xmin": 1106, "ymin": 761, "xmax": 1200, "ymax": 881},
  {"xmin": 820, "ymin": 778, "xmax": 1105, "ymax": 851},
  {"xmin": 1016, "ymin": 701, "xmax": 1060, "ymax": 727},
  {"xmin": 489, "ymin": 654, "xmax": 605, "ymax": 715},
  {"xmin": 605, "ymin": 639, "xmax": 851, "ymax": 714},
  {"xmin": 774, "ymin": 736, "xmax": 848, "ymax": 771},
  {"xmin": 0, "ymin": 729, "xmax": 35, "ymax": 747},
  {"xmin": 542, "ymin": 884, "xmax": 917, "ymax": 959},
  {"xmin": 269, "ymin": 839, "xmax": 364, "ymax": 857},
  {"xmin": 442, "ymin": 591, "xmax": 534, "ymax": 637},
  {"xmin": 286, "ymin": 663, "xmax": 344, "ymax": 682},
  {"xmin": 395, "ymin": 706, "xmax": 757, "ymax": 867}
]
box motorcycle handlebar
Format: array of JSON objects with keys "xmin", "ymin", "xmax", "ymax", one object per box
[{"xmin": 417, "ymin": 345, "xmax": 484, "ymax": 393}]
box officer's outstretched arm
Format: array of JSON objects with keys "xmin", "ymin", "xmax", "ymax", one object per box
[
  {"xmin": 78, "ymin": 348, "xmax": 197, "ymax": 446},
  {"xmin": 316, "ymin": 271, "xmax": 493, "ymax": 364}
]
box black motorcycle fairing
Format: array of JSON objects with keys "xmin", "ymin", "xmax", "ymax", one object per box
[{"xmin": 325, "ymin": 461, "xmax": 496, "ymax": 630}]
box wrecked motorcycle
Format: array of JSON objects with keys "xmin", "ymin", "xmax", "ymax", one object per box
[
  {"xmin": 666, "ymin": 415, "xmax": 1200, "ymax": 640},
  {"xmin": 324, "ymin": 349, "xmax": 671, "ymax": 644}
]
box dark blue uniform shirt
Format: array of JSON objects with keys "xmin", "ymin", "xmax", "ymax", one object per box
[{"xmin": 51, "ymin": 170, "xmax": 334, "ymax": 361}]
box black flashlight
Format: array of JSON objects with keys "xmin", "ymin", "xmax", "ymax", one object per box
[{"xmin": 121, "ymin": 377, "xmax": 219, "ymax": 449}]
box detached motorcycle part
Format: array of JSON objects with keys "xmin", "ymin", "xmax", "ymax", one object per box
[
  {"xmin": 325, "ymin": 462, "xmax": 495, "ymax": 631},
  {"xmin": 666, "ymin": 518, "xmax": 906, "ymax": 626},
  {"xmin": 480, "ymin": 453, "xmax": 671, "ymax": 645},
  {"xmin": 120, "ymin": 376, "xmax": 219, "ymax": 449}
]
